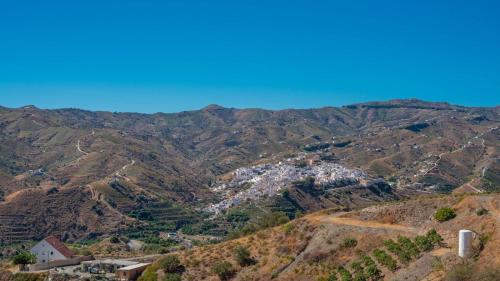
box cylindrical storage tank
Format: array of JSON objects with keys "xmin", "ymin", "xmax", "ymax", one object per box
[{"xmin": 458, "ymin": 229, "xmax": 474, "ymax": 258}]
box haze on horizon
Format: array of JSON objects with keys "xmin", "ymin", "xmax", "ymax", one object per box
[{"xmin": 1, "ymin": 0, "xmax": 499, "ymax": 112}]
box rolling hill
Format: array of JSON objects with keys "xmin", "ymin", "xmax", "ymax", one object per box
[
  {"xmin": 149, "ymin": 193, "xmax": 500, "ymax": 281},
  {"xmin": 0, "ymin": 99, "xmax": 498, "ymax": 242}
]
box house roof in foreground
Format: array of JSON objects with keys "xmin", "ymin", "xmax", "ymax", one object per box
[{"xmin": 43, "ymin": 236, "xmax": 74, "ymax": 258}]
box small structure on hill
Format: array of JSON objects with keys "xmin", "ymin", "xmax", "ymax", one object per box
[
  {"xmin": 458, "ymin": 229, "xmax": 475, "ymax": 258},
  {"xmin": 116, "ymin": 263, "xmax": 151, "ymax": 281},
  {"xmin": 81, "ymin": 259, "xmax": 139, "ymax": 274}
]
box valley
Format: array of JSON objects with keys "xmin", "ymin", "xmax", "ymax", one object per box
[{"xmin": 0, "ymin": 99, "xmax": 498, "ymax": 245}]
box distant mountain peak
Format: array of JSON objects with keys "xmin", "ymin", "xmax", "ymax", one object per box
[
  {"xmin": 21, "ymin": 105, "xmax": 39, "ymax": 110},
  {"xmin": 203, "ymin": 104, "xmax": 226, "ymax": 110},
  {"xmin": 346, "ymin": 99, "xmax": 455, "ymax": 110}
]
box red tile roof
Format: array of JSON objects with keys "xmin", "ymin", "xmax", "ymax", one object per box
[{"xmin": 44, "ymin": 236, "xmax": 74, "ymax": 259}]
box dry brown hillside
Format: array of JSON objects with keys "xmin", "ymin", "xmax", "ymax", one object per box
[
  {"xmin": 142, "ymin": 193, "xmax": 500, "ymax": 281},
  {"xmin": 0, "ymin": 100, "xmax": 498, "ymax": 241}
]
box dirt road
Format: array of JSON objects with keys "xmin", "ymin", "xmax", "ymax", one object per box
[{"xmin": 310, "ymin": 212, "xmax": 417, "ymax": 233}]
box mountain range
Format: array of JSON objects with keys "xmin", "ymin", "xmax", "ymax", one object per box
[{"xmin": 0, "ymin": 99, "xmax": 498, "ymax": 242}]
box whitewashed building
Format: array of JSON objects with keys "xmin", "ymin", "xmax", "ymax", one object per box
[{"xmin": 30, "ymin": 236, "xmax": 74, "ymax": 264}]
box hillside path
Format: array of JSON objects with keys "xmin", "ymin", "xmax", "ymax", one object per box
[
  {"xmin": 113, "ymin": 159, "xmax": 135, "ymax": 182},
  {"xmin": 310, "ymin": 212, "xmax": 418, "ymax": 233},
  {"xmin": 76, "ymin": 139, "xmax": 89, "ymax": 155},
  {"xmin": 421, "ymin": 126, "xmax": 498, "ymax": 178}
]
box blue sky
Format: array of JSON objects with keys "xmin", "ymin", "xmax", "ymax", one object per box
[{"xmin": 0, "ymin": 0, "xmax": 499, "ymax": 113}]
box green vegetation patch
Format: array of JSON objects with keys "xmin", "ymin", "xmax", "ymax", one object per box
[
  {"xmin": 372, "ymin": 249, "xmax": 397, "ymax": 272},
  {"xmin": 403, "ymin": 123, "xmax": 429, "ymax": 132},
  {"xmin": 341, "ymin": 237, "xmax": 358, "ymax": 248},
  {"xmin": 233, "ymin": 246, "xmax": 256, "ymax": 266},
  {"xmin": 434, "ymin": 207, "xmax": 456, "ymax": 222},
  {"xmin": 211, "ymin": 261, "xmax": 236, "ymax": 281}
]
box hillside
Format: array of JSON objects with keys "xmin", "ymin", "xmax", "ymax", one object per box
[
  {"xmin": 0, "ymin": 100, "xmax": 498, "ymax": 241},
  {"xmin": 145, "ymin": 193, "xmax": 500, "ymax": 281}
]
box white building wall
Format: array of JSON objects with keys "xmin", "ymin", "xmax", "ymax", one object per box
[{"xmin": 30, "ymin": 240, "xmax": 67, "ymax": 263}]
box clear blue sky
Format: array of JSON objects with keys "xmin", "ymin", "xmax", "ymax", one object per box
[{"xmin": 0, "ymin": 0, "xmax": 499, "ymax": 113}]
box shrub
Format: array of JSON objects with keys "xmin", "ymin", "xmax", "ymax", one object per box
[
  {"xmin": 110, "ymin": 236, "xmax": 120, "ymax": 243},
  {"xmin": 282, "ymin": 223, "xmax": 294, "ymax": 235},
  {"xmin": 294, "ymin": 211, "xmax": 303, "ymax": 219},
  {"xmin": 372, "ymin": 249, "xmax": 397, "ymax": 272},
  {"xmin": 364, "ymin": 264, "xmax": 382, "ymax": 281},
  {"xmin": 138, "ymin": 266, "xmax": 158, "ymax": 281},
  {"xmin": 212, "ymin": 261, "xmax": 236, "ymax": 281},
  {"xmin": 434, "ymin": 207, "xmax": 456, "ymax": 222},
  {"xmin": 397, "ymin": 236, "xmax": 420, "ymax": 258},
  {"xmin": 474, "ymin": 233, "xmax": 490, "ymax": 258},
  {"xmin": 350, "ymin": 262, "xmax": 366, "ymax": 281},
  {"xmin": 233, "ymin": 246, "xmax": 255, "ymax": 266},
  {"xmin": 414, "ymin": 235, "xmax": 433, "ymax": 252},
  {"xmin": 159, "ymin": 255, "xmax": 185, "ymax": 274},
  {"xmin": 426, "ymin": 229, "xmax": 443, "ymax": 245},
  {"xmin": 261, "ymin": 211, "xmax": 291, "ymax": 227},
  {"xmin": 445, "ymin": 264, "xmax": 473, "ymax": 281},
  {"xmin": 337, "ymin": 266, "xmax": 352, "ymax": 281},
  {"xmin": 342, "ymin": 237, "xmax": 358, "ymax": 248},
  {"xmin": 353, "ymin": 273, "xmax": 367, "ymax": 281},
  {"xmin": 413, "ymin": 229, "xmax": 443, "ymax": 253},
  {"xmin": 383, "ymin": 239, "xmax": 411, "ymax": 264},
  {"xmin": 476, "ymin": 208, "xmax": 489, "ymax": 216},
  {"xmin": 360, "ymin": 255, "xmax": 375, "ymax": 267},
  {"xmin": 350, "ymin": 261, "xmax": 363, "ymax": 273}
]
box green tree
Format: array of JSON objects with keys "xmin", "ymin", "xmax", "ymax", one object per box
[{"xmin": 12, "ymin": 252, "xmax": 36, "ymax": 271}]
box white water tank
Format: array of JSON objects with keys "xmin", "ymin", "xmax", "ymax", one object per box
[{"xmin": 458, "ymin": 229, "xmax": 475, "ymax": 258}]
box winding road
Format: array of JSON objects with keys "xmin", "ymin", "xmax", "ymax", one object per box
[
  {"xmin": 421, "ymin": 126, "xmax": 498, "ymax": 183},
  {"xmin": 113, "ymin": 160, "xmax": 136, "ymax": 182},
  {"xmin": 76, "ymin": 139, "xmax": 89, "ymax": 155}
]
